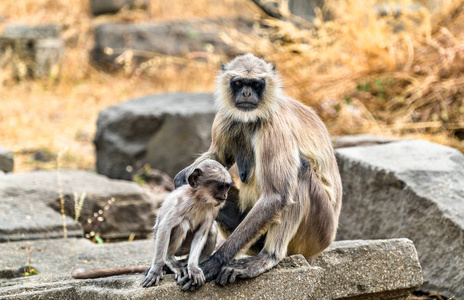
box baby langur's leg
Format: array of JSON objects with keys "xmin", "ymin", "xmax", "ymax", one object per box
[
  {"xmin": 173, "ymin": 223, "xmax": 217, "ymax": 286},
  {"xmin": 200, "ymin": 221, "xmax": 218, "ymax": 262},
  {"xmin": 142, "ymin": 221, "xmax": 188, "ymax": 288},
  {"xmin": 179, "ymin": 219, "xmax": 216, "ymax": 291},
  {"xmin": 165, "ymin": 223, "xmax": 189, "ymax": 284},
  {"xmin": 166, "ymin": 256, "xmax": 188, "ymax": 284},
  {"xmin": 142, "ymin": 222, "xmax": 165, "ymax": 288}
]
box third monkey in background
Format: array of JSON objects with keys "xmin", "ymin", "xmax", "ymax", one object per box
[{"xmin": 175, "ymin": 53, "xmax": 343, "ymax": 287}]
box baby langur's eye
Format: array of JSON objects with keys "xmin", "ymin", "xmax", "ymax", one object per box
[
  {"xmin": 216, "ymin": 182, "xmax": 232, "ymax": 190},
  {"xmin": 253, "ymin": 82, "xmax": 260, "ymax": 87},
  {"xmin": 235, "ymin": 81, "xmax": 242, "ymax": 86}
]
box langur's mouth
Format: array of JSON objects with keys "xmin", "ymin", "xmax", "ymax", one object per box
[{"xmin": 235, "ymin": 102, "xmax": 258, "ymax": 111}]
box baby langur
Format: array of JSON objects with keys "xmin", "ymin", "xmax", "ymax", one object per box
[{"xmin": 142, "ymin": 159, "xmax": 233, "ymax": 290}]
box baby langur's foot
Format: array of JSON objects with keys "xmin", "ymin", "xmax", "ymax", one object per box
[
  {"xmin": 178, "ymin": 266, "xmax": 206, "ymax": 291},
  {"xmin": 141, "ymin": 266, "xmax": 164, "ymax": 288},
  {"xmin": 167, "ymin": 263, "xmax": 188, "ymax": 285}
]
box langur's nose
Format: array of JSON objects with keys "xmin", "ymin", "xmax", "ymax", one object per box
[{"xmin": 242, "ymin": 88, "xmax": 252, "ymax": 97}]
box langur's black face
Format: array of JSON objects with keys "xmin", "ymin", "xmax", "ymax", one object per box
[
  {"xmin": 230, "ymin": 78, "xmax": 266, "ymax": 111},
  {"xmin": 204, "ymin": 180, "xmax": 233, "ymax": 203}
]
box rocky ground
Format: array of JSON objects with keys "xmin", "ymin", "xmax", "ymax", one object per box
[
  {"xmin": 0, "ymin": 238, "xmax": 422, "ymax": 299},
  {"xmin": 1, "ymin": 92, "xmax": 463, "ymax": 299}
]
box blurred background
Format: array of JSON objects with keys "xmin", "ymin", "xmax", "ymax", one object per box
[{"xmin": 0, "ymin": 0, "xmax": 463, "ymax": 173}]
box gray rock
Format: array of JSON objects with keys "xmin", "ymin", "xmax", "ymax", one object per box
[
  {"xmin": 0, "ymin": 238, "xmax": 422, "ymax": 299},
  {"xmin": 0, "ymin": 170, "xmax": 156, "ymax": 241},
  {"xmin": 1, "ymin": 25, "xmax": 61, "ymax": 39},
  {"xmin": 332, "ymin": 134, "xmax": 398, "ymax": 148},
  {"xmin": 90, "ymin": 0, "xmax": 149, "ymax": 16},
  {"xmin": 0, "ymin": 146, "xmax": 13, "ymax": 173},
  {"xmin": 253, "ymin": 0, "xmax": 330, "ymax": 22},
  {"xmin": 336, "ymin": 140, "xmax": 464, "ymax": 299},
  {"xmin": 91, "ymin": 19, "xmax": 253, "ymax": 69},
  {"xmin": 312, "ymin": 239, "xmax": 422, "ymax": 299},
  {"xmin": 374, "ymin": 2, "xmax": 425, "ymax": 17},
  {"xmin": 0, "ymin": 193, "xmax": 82, "ymax": 243},
  {"xmin": 0, "ymin": 24, "xmax": 64, "ymax": 78},
  {"xmin": 287, "ymin": 0, "xmax": 329, "ymax": 21},
  {"xmin": 94, "ymin": 93, "xmax": 216, "ymax": 179}
]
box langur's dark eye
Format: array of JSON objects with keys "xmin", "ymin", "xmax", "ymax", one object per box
[
  {"xmin": 253, "ymin": 82, "xmax": 260, "ymax": 87},
  {"xmin": 235, "ymin": 81, "xmax": 242, "ymax": 86}
]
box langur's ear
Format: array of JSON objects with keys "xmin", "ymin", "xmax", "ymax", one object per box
[
  {"xmin": 221, "ymin": 63, "xmax": 226, "ymax": 71},
  {"xmin": 272, "ymin": 65, "xmax": 276, "ymax": 72},
  {"xmin": 188, "ymin": 168, "xmax": 203, "ymax": 188}
]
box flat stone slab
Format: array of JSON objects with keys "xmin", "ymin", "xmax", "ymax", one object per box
[
  {"xmin": 0, "ymin": 238, "xmax": 422, "ymax": 299},
  {"xmin": 0, "ymin": 195, "xmax": 82, "ymax": 242},
  {"xmin": 0, "ymin": 146, "xmax": 14, "ymax": 173},
  {"xmin": 336, "ymin": 140, "xmax": 464, "ymax": 299},
  {"xmin": 0, "ymin": 170, "xmax": 156, "ymax": 241}
]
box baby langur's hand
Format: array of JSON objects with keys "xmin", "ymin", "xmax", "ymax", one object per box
[
  {"xmin": 178, "ymin": 266, "xmax": 206, "ymax": 291},
  {"xmin": 141, "ymin": 266, "xmax": 164, "ymax": 288}
]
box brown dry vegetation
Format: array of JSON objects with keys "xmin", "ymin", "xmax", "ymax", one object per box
[{"xmin": 0, "ymin": 0, "xmax": 463, "ymax": 173}]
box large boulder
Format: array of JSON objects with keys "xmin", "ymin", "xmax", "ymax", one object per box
[
  {"xmin": 336, "ymin": 140, "xmax": 464, "ymax": 299},
  {"xmin": 0, "ymin": 146, "xmax": 13, "ymax": 173},
  {"xmin": 91, "ymin": 19, "xmax": 253, "ymax": 70},
  {"xmin": 0, "ymin": 24, "xmax": 64, "ymax": 78},
  {"xmin": 0, "ymin": 238, "xmax": 422, "ymax": 299},
  {"xmin": 0, "ymin": 170, "xmax": 156, "ymax": 241},
  {"xmin": 94, "ymin": 93, "xmax": 216, "ymax": 180}
]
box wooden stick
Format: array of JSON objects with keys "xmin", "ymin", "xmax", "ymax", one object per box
[{"xmin": 71, "ymin": 265, "xmax": 149, "ymax": 279}]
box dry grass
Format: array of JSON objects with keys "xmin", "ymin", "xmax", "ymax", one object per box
[
  {"xmin": 250, "ymin": 0, "xmax": 464, "ymax": 145},
  {"xmin": 0, "ymin": 0, "xmax": 463, "ymax": 173},
  {"xmin": 0, "ymin": 0, "xmax": 250, "ymax": 172}
]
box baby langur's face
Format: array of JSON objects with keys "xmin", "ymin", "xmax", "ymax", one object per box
[
  {"xmin": 203, "ymin": 180, "xmax": 233, "ymax": 203},
  {"xmin": 191, "ymin": 159, "xmax": 234, "ymax": 205}
]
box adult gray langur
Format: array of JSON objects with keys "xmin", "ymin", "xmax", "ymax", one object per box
[{"xmin": 174, "ymin": 53, "xmax": 343, "ymax": 287}]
